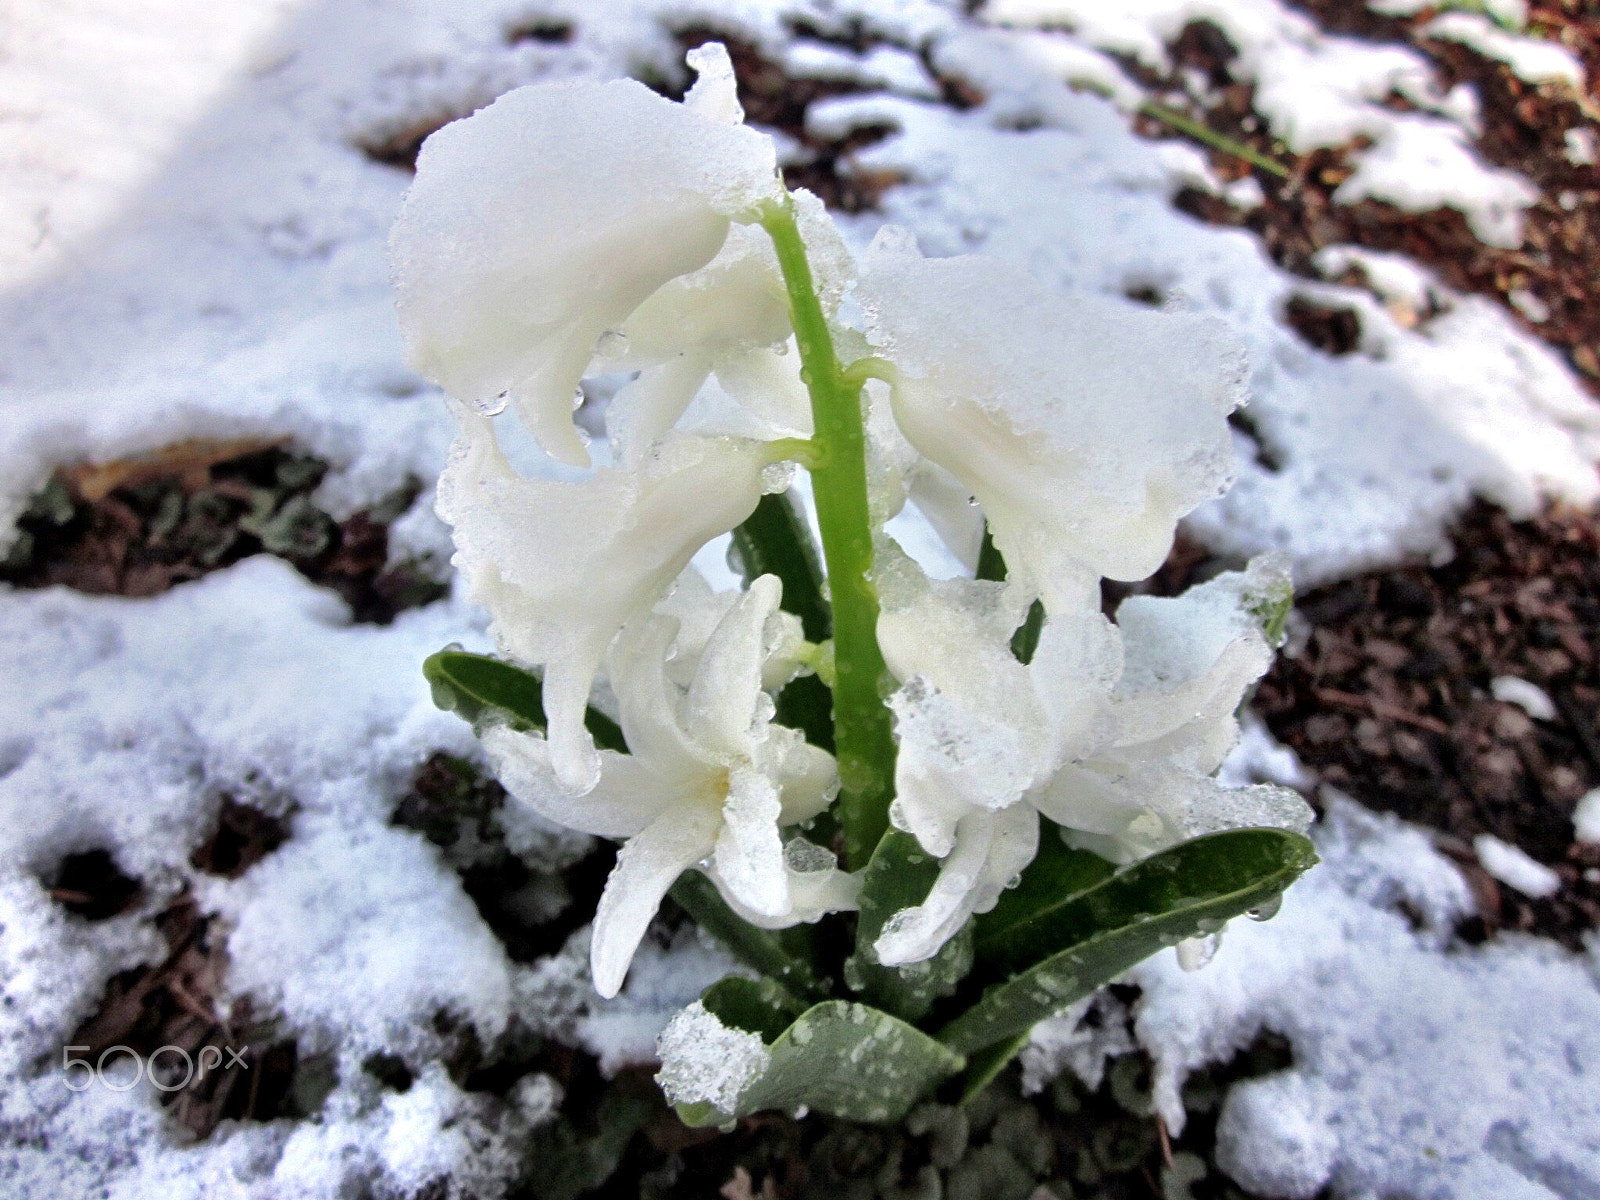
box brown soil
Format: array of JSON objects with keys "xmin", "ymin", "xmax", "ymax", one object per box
[
  {"xmin": 1255, "ymin": 501, "xmax": 1600, "ymax": 947},
  {"xmin": 0, "ymin": 442, "xmax": 446, "ymax": 623},
  {"xmin": 1127, "ymin": 10, "xmax": 1600, "ymax": 392},
  {"xmin": 64, "ymin": 803, "xmax": 298, "ymax": 1140}
]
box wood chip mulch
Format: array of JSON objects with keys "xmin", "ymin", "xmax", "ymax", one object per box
[
  {"xmin": 63, "ymin": 802, "xmax": 298, "ymax": 1140},
  {"xmin": 1255, "ymin": 500, "xmax": 1600, "ymax": 947},
  {"xmin": 0, "ymin": 441, "xmax": 446, "ymax": 623},
  {"xmin": 1128, "ymin": 9, "xmax": 1600, "ymax": 395}
]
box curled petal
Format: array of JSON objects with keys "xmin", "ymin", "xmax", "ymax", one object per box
[
  {"xmin": 860, "ymin": 236, "xmax": 1242, "ymax": 605},
  {"xmin": 685, "ymin": 575, "xmax": 784, "ymax": 759},
  {"xmin": 438, "ymin": 411, "xmax": 769, "ymax": 790},
  {"xmin": 1039, "ymin": 762, "xmax": 1313, "ymax": 863},
  {"xmin": 1111, "ymin": 556, "xmax": 1288, "ymax": 773},
  {"xmin": 391, "ymin": 43, "xmax": 780, "ymax": 466},
  {"xmin": 772, "ymin": 733, "xmax": 839, "ymax": 826},
  {"xmin": 592, "ymin": 800, "xmax": 722, "ymax": 998},
  {"xmin": 874, "ymin": 805, "xmax": 1039, "ymax": 967},
  {"xmin": 483, "ymin": 727, "xmax": 678, "ymax": 839},
  {"xmin": 713, "ymin": 766, "xmax": 789, "ymax": 919},
  {"xmin": 713, "ymin": 837, "xmax": 862, "ymax": 929}
]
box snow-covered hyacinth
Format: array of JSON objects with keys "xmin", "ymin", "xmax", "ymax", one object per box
[
  {"xmin": 392, "ymin": 36, "xmax": 1316, "ymax": 1117},
  {"xmin": 483, "ymin": 575, "xmax": 847, "ymax": 997}
]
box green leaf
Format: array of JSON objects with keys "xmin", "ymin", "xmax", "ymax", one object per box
[
  {"xmin": 670, "ymin": 999, "xmax": 966, "ymax": 1127},
  {"xmin": 972, "ymin": 825, "xmax": 1116, "ymax": 971},
  {"xmin": 974, "ymin": 527, "xmax": 1043, "ymax": 664},
  {"xmin": 937, "ymin": 830, "xmax": 1317, "ymax": 1056},
  {"xmin": 846, "ymin": 830, "xmax": 973, "ymax": 1022},
  {"xmin": 730, "ymin": 490, "xmax": 831, "ymax": 642},
  {"xmin": 422, "ymin": 649, "xmax": 625, "ymax": 751},
  {"xmin": 668, "ymin": 871, "xmax": 828, "ymax": 1002},
  {"xmin": 529, "ymin": 1087, "xmax": 657, "ymax": 1200},
  {"xmin": 699, "ymin": 975, "xmax": 807, "ymax": 1043},
  {"xmin": 957, "ymin": 1031, "xmax": 1031, "ymax": 1105}
]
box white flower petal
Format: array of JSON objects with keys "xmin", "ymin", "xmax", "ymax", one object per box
[
  {"xmin": 713, "ymin": 766, "xmax": 789, "ymax": 918},
  {"xmin": 606, "ymin": 614, "xmax": 706, "ymax": 770},
  {"xmin": 1111, "ymin": 556, "xmax": 1287, "ymax": 772},
  {"xmin": 483, "ymin": 726, "xmax": 674, "ymax": 838},
  {"xmin": 713, "ymin": 837, "xmax": 862, "ymax": 929},
  {"xmin": 772, "ymin": 734, "xmax": 839, "ymax": 825},
  {"xmin": 391, "ymin": 45, "xmax": 780, "ymax": 467},
  {"xmin": 860, "ymin": 238, "xmax": 1242, "ymax": 604},
  {"xmin": 874, "ymin": 805, "xmax": 1039, "ymax": 966},
  {"xmin": 438, "ymin": 411, "xmax": 770, "ymax": 790},
  {"xmin": 685, "ymin": 574, "xmax": 783, "ymax": 759},
  {"xmin": 591, "ymin": 800, "xmax": 722, "ymax": 998}
]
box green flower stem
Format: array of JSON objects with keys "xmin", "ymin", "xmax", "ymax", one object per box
[{"xmin": 759, "ymin": 197, "xmax": 895, "ymax": 870}]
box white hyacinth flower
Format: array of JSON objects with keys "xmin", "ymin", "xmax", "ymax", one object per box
[
  {"xmin": 1034, "ymin": 556, "xmax": 1312, "ymax": 863},
  {"xmin": 873, "ymin": 552, "xmax": 1309, "ymax": 966},
  {"xmin": 437, "ymin": 408, "xmax": 772, "ymax": 792},
  {"xmin": 483, "ymin": 575, "xmax": 849, "ymax": 998},
  {"xmin": 858, "ymin": 233, "xmax": 1245, "ymax": 610},
  {"xmin": 390, "ymin": 43, "xmax": 782, "ymax": 467}
]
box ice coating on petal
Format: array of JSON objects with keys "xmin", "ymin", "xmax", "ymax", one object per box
[
  {"xmin": 877, "ymin": 543, "xmax": 1119, "ymax": 861},
  {"xmin": 860, "ymin": 238, "xmax": 1243, "ymax": 602},
  {"xmin": 437, "ymin": 410, "xmax": 768, "ymax": 791},
  {"xmin": 391, "ymin": 47, "xmax": 780, "ymax": 466},
  {"xmin": 1111, "ymin": 555, "xmax": 1290, "ymax": 774},
  {"xmin": 714, "ymin": 767, "xmax": 789, "ymax": 918},
  {"xmin": 607, "ymin": 225, "xmax": 798, "ymax": 463},
  {"xmin": 656, "ymin": 1001, "xmax": 771, "ymax": 1116},
  {"xmin": 874, "ymin": 805, "xmax": 1039, "ymax": 966}
]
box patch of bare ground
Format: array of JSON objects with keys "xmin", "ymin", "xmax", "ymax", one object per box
[
  {"xmin": 1256, "ymin": 501, "xmax": 1600, "ymax": 947},
  {"xmin": 61, "ymin": 804, "xmax": 299, "ymax": 1139},
  {"xmin": 1123, "ymin": 12, "xmax": 1600, "ymax": 391},
  {"xmin": 0, "ymin": 441, "xmax": 446, "ymax": 623}
]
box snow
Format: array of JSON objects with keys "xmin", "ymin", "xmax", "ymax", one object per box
[
  {"xmin": 1130, "ymin": 796, "xmax": 1600, "ymax": 1199},
  {"xmin": 1423, "ymin": 13, "xmax": 1586, "ymax": 88},
  {"xmin": 1, "ymin": 0, "xmax": 1598, "ymax": 1196},
  {"xmin": 983, "ymin": 0, "xmax": 1539, "ymax": 244},
  {"xmin": 1474, "ymin": 833, "xmax": 1563, "ymax": 899},
  {"xmin": 1492, "ymin": 675, "xmax": 1559, "ymax": 721},
  {"xmin": 1576, "ymin": 789, "xmax": 1600, "ymax": 845}
]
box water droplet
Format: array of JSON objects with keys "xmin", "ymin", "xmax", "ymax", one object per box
[
  {"xmin": 472, "ymin": 391, "xmax": 509, "ymax": 417},
  {"xmin": 595, "ymin": 329, "xmax": 629, "ymax": 358},
  {"xmin": 1176, "ymin": 933, "xmax": 1221, "ymax": 972},
  {"xmin": 1247, "ymin": 894, "xmax": 1283, "ymax": 922}
]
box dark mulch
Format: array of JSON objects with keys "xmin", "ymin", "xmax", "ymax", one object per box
[
  {"xmin": 0, "ymin": 441, "xmax": 446, "ymax": 623},
  {"xmin": 63, "ymin": 803, "xmax": 300, "ymax": 1140},
  {"xmin": 1256, "ymin": 501, "xmax": 1600, "ymax": 946},
  {"xmin": 394, "ymin": 753, "xmax": 617, "ymax": 965},
  {"xmin": 489, "ymin": 1009, "xmax": 1295, "ymax": 1200},
  {"xmin": 1124, "ymin": 11, "xmax": 1600, "ymax": 392}
]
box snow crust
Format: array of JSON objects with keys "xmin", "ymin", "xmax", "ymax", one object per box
[{"xmin": 2, "ymin": 0, "xmax": 1598, "ymax": 1197}]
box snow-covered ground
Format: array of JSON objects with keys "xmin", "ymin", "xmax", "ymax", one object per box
[{"xmin": 1, "ymin": 1, "xmax": 1598, "ymax": 1196}]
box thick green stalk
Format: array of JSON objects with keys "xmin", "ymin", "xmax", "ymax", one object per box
[{"xmin": 759, "ymin": 198, "xmax": 895, "ymax": 869}]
